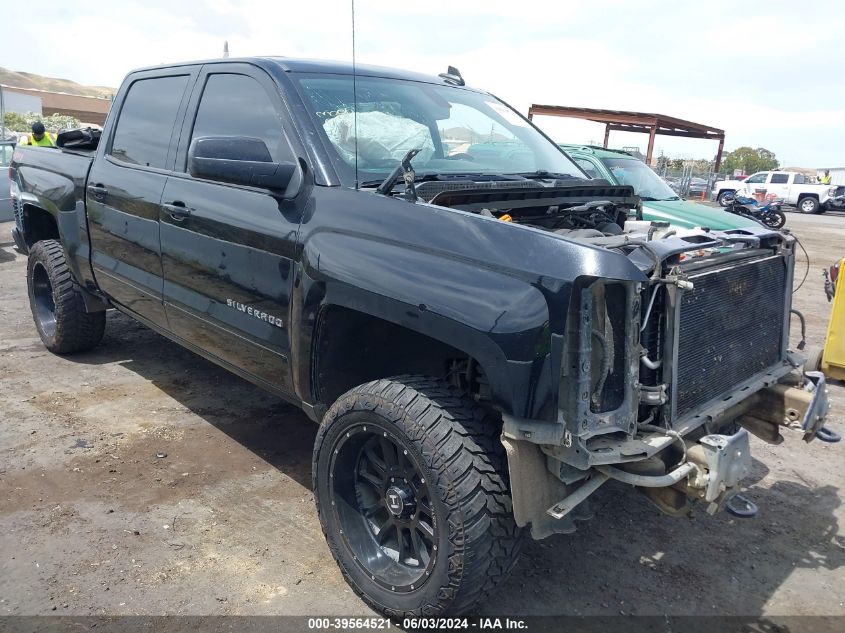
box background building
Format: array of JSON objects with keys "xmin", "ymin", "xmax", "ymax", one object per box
[
  {"xmin": 817, "ymin": 168, "xmax": 845, "ymax": 185},
  {"xmin": 1, "ymin": 85, "xmax": 110, "ymax": 127}
]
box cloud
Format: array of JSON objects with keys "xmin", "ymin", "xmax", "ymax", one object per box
[{"xmin": 3, "ymin": 0, "xmax": 841, "ymax": 166}]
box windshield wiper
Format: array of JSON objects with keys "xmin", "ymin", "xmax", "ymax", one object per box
[
  {"xmin": 362, "ymin": 169, "xmax": 523, "ymax": 190},
  {"xmin": 640, "ymin": 195, "xmax": 681, "ymax": 202},
  {"xmin": 373, "ymin": 148, "xmax": 421, "ymax": 202},
  {"xmin": 505, "ymin": 170, "xmax": 584, "ymax": 180}
]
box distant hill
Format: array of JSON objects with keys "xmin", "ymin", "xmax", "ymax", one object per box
[{"xmin": 0, "ymin": 67, "xmax": 115, "ymax": 99}]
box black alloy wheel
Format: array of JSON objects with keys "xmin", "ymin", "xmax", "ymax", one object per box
[
  {"xmin": 313, "ymin": 376, "xmax": 523, "ymax": 617},
  {"xmin": 329, "ymin": 422, "xmax": 437, "ymax": 593},
  {"xmin": 30, "ymin": 260, "xmax": 58, "ymax": 339}
]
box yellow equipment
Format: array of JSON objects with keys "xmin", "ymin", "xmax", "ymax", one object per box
[{"xmin": 815, "ymin": 258, "xmax": 845, "ymax": 380}]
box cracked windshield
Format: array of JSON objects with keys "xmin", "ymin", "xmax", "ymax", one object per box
[{"xmin": 296, "ymin": 74, "xmax": 584, "ymax": 185}]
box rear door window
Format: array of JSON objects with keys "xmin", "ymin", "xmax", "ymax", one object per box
[
  {"xmin": 770, "ymin": 173, "xmax": 789, "ymax": 184},
  {"xmin": 110, "ymin": 75, "xmax": 189, "ymax": 169}
]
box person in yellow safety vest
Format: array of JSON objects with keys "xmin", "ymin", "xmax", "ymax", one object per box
[
  {"xmin": 820, "ymin": 169, "xmax": 832, "ymax": 185},
  {"xmin": 18, "ymin": 121, "xmax": 56, "ymax": 147}
]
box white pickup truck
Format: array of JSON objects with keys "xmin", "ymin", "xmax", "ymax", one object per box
[{"xmin": 713, "ymin": 170, "xmax": 845, "ymax": 214}]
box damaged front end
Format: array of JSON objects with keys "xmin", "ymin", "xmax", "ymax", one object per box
[{"xmin": 502, "ymin": 225, "xmax": 833, "ymax": 539}]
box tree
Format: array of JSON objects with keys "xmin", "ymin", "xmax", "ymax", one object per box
[
  {"xmin": 721, "ymin": 146, "xmax": 779, "ymax": 175},
  {"xmin": 3, "ymin": 111, "xmax": 81, "ymax": 133}
]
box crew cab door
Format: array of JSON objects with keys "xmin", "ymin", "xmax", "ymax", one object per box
[
  {"xmin": 86, "ymin": 69, "xmax": 197, "ymax": 327},
  {"xmin": 768, "ymin": 172, "xmax": 791, "ymax": 200},
  {"xmin": 739, "ymin": 172, "xmax": 768, "ymax": 196},
  {"xmin": 159, "ymin": 64, "xmax": 301, "ymax": 393}
]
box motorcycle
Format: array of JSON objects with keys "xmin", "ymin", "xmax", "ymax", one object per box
[{"xmin": 722, "ymin": 192, "xmax": 786, "ymax": 229}]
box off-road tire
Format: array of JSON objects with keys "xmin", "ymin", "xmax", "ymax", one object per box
[
  {"xmin": 313, "ymin": 376, "xmax": 524, "ymax": 618},
  {"xmin": 27, "ymin": 239, "xmax": 105, "ymax": 354}
]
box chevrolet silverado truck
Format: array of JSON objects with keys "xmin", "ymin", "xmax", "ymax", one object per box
[
  {"xmin": 560, "ymin": 144, "xmax": 759, "ymax": 230},
  {"xmin": 9, "ymin": 57, "xmax": 834, "ymax": 617},
  {"xmin": 713, "ymin": 170, "xmax": 845, "ymax": 213}
]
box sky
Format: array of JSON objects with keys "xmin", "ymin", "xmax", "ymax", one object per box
[{"xmin": 2, "ymin": 0, "xmax": 842, "ymax": 167}]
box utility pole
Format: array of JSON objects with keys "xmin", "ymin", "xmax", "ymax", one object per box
[{"xmin": 1, "ymin": 84, "xmax": 6, "ymax": 141}]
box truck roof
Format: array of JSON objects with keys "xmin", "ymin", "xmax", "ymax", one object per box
[{"xmin": 127, "ymin": 56, "xmax": 471, "ymax": 89}]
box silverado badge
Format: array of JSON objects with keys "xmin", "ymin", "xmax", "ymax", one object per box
[{"xmin": 226, "ymin": 299, "xmax": 284, "ymax": 328}]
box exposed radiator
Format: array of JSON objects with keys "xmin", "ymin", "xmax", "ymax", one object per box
[{"xmin": 674, "ymin": 255, "xmax": 787, "ymax": 418}]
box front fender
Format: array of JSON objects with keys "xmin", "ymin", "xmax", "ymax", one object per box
[
  {"xmin": 299, "ymin": 229, "xmax": 552, "ymax": 418},
  {"xmin": 293, "ymin": 187, "xmax": 647, "ymax": 419}
]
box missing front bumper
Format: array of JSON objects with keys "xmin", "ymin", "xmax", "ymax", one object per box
[
  {"xmin": 739, "ymin": 370, "xmax": 831, "ymax": 443},
  {"xmin": 504, "ymin": 369, "xmax": 835, "ymax": 537}
]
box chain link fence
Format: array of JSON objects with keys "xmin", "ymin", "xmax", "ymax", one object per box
[{"xmin": 655, "ymin": 162, "xmax": 729, "ymax": 201}]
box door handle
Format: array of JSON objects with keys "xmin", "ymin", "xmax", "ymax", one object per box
[
  {"xmin": 87, "ymin": 183, "xmax": 108, "ymax": 199},
  {"xmin": 163, "ymin": 201, "xmax": 193, "ymax": 221}
]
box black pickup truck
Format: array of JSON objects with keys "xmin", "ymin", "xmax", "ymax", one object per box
[{"xmin": 9, "ymin": 57, "xmax": 834, "ymax": 617}]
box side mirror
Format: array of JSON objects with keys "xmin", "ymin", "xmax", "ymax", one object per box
[{"xmin": 188, "ymin": 136, "xmax": 299, "ymax": 193}]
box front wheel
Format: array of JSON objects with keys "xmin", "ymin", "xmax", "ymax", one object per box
[
  {"xmin": 27, "ymin": 240, "xmax": 105, "ymax": 354},
  {"xmin": 798, "ymin": 197, "xmax": 820, "ymax": 214},
  {"xmin": 313, "ymin": 376, "xmax": 523, "ymax": 617}
]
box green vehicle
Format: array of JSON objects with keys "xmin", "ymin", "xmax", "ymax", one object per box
[{"xmin": 560, "ymin": 144, "xmax": 758, "ymax": 230}]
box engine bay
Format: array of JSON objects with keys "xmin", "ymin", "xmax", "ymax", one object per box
[{"xmin": 422, "ymin": 181, "xmax": 641, "ymax": 240}]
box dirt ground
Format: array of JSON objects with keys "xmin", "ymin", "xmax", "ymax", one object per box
[{"xmin": 1, "ymin": 213, "xmax": 844, "ymax": 618}]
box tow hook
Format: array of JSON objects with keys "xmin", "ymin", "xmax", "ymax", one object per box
[
  {"xmin": 816, "ymin": 427, "xmax": 841, "ymax": 443},
  {"xmin": 725, "ymin": 494, "xmax": 759, "ymax": 518}
]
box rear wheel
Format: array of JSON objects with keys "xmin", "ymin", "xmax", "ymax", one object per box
[
  {"xmin": 717, "ymin": 190, "xmax": 735, "ymax": 206},
  {"xmin": 763, "ymin": 209, "xmax": 786, "ymax": 229},
  {"xmin": 313, "ymin": 376, "xmax": 523, "ymax": 617},
  {"xmin": 26, "ymin": 240, "xmax": 105, "ymax": 354}
]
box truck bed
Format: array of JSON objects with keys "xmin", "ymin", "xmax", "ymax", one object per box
[
  {"xmin": 11, "ymin": 145, "xmax": 97, "ymax": 291},
  {"xmin": 13, "ymin": 145, "xmax": 95, "ymax": 193}
]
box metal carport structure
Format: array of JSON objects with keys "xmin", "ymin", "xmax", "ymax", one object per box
[{"xmin": 527, "ymin": 105, "xmax": 726, "ymax": 171}]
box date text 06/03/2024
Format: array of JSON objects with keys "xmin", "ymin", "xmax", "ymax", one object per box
[{"xmin": 306, "ymin": 617, "xmax": 528, "ymax": 630}]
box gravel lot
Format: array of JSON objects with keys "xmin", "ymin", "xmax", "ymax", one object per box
[{"xmin": 0, "ymin": 213, "xmax": 843, "ymax": 619}]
